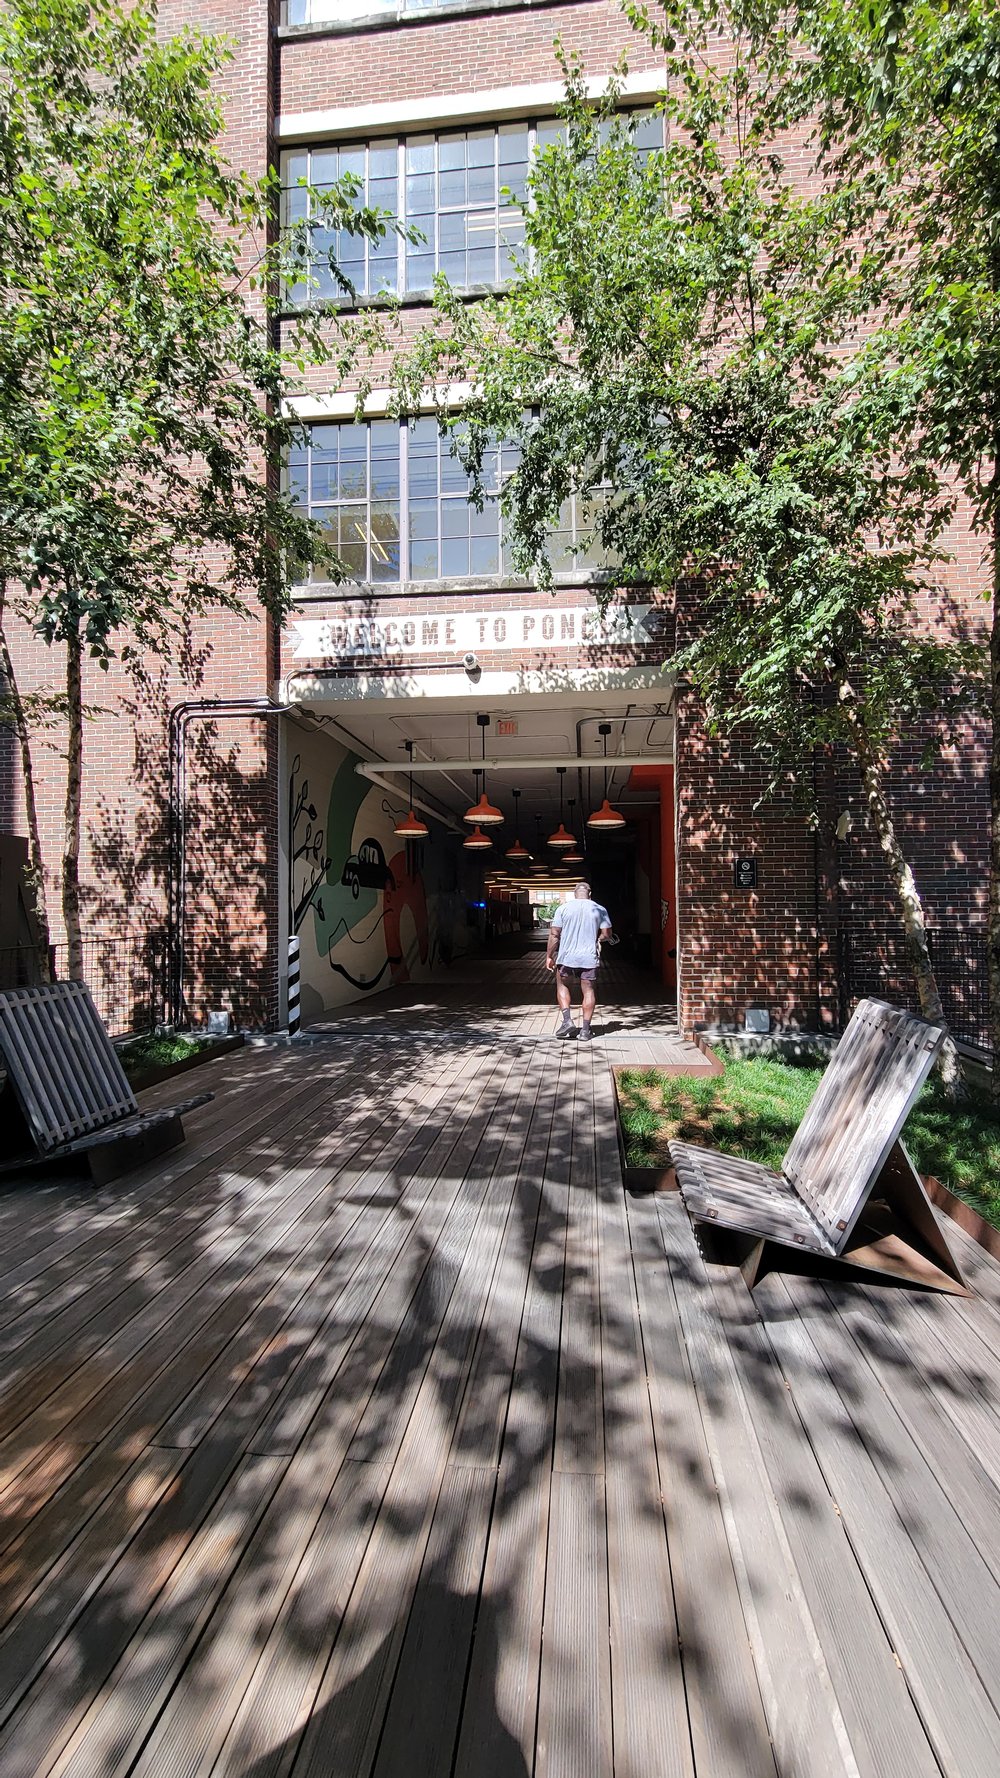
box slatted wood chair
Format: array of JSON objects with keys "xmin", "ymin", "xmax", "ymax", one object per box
[
  {"xmin": 0, "ymin": 980, "xmax": 213, "ymax": 1186},
  {"xmin": 671, "ymin": 998, "xmax": 967, "ymax": 1293}
]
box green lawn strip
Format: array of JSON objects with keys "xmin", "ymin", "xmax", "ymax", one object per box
[
  {"xmin": 616, "ymin": 1056, "xmax": 1000, "ymax": 1230},
  {"xmin": 117, "ymin": 1032, "xmax": 210, "ymax": 1080}
]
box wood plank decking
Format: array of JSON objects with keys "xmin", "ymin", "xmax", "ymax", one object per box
[
  {"xmin": 1, "ymin": 952, "xmax": 1000, "ymax": 1776},
  {"xmin": 302, "ymin": 938, "xmax": 716, "ymax": 1071}
]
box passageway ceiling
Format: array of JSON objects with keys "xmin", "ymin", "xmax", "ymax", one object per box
[{"xmin": 292, "ymin": 691, "xmax": 675, "ymax": 849}]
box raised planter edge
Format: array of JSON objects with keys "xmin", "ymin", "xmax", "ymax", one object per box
[{"xmin": 124, "ymin": 1032, "xmax": 245, "ymax": 1093}]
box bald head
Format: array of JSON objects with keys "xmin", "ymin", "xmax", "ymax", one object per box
[{"xmin": 574, "ymin": 881, "xmax": 591, "ymax": 899}]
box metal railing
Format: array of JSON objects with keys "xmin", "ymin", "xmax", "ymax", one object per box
[
  {"xmin": 839, "ymin": 921, "xmax": 989, "ymax": 1055},
  {"xmin": 0, "ymin": 935, "xmax": 170, "ymax": 1039},
  {"xmin": 0, "ymin": 927, "xmax": 280, "ymax": 1037}
]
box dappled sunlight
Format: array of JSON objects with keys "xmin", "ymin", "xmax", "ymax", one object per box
[{"xmin": 0, "ymin": 949, "xmax": 999, "ymax": 1775}]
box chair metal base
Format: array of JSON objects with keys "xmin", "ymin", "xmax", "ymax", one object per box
[{"xmin": 700, "ymin": 1141, "xmax": 968, "ymax": 1297}]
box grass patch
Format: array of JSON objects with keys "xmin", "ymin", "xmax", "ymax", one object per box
[
  {"xmin": 617, "ymin": 1055, "xmax": 1000, "ymax": 1229},
  {"xmin": 117, "ymin": 1032, "xmax": 211, "ymax": 1080}
]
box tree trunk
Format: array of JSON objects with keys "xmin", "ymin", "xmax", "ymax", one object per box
[
  {"xmin": 851, "ymin": 714, "xmax": 965, "ymax": 1099},
  {"xmin": 0, "ymin": 581, "xmax": 51, "ymax": 973},
  {"xmin": 62, "ymin": 626, "xmax": 84, "ymax": 981},
  {"xmin": 990, "ymin": 503, "xmax": 1000, "ymax": 1102}
]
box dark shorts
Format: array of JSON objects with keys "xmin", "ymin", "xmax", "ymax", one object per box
[{"xmin": 558, "ymin": 965, "xmax": 598, "ymax": 985}]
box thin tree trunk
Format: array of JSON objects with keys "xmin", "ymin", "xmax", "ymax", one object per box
[
  {"xmin": 989, "ymin": 502, "xmax": 1000, "ymax": 1101},
  {"xmin": 63, "ymin": 626, "xmax": 84, "ymax": 980},
  {"xmin": 850, "ymin": 712, "xmax": 965, "ymax": 1099},
  {"xmin": 0, "ymin": 579, "xmax": 51, "ymax": 974}
]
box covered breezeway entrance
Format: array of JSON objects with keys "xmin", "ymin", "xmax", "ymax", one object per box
[{"xmin": 280, "ymin": 673, "xmax": 680, "ymax": 1035}]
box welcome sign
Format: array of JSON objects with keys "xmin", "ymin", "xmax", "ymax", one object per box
[{"xmin": 290, "ymin": 602, "xmax": 667, "ymax": 661}]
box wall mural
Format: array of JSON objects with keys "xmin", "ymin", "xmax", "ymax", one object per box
[{"xmin": 288, "ymin": 729, "xmax": 466, "ymax": 1021}]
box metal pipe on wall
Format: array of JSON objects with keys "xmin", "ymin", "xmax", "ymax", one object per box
[{"xmin": 356, "ymin": 752, "xmax": 672, "ymax": 775}]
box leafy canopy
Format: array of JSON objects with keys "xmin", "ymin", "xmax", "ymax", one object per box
[
  {"xmin": 399, "ymin": 29, "xmax": 983, "ymax": 787},
  {"xmin": 0, "ymin": 0, "xmax": 389, "ymax": 665}
]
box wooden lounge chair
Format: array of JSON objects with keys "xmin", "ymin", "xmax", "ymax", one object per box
[
  {"xmin": 0, "ymin": 980, "xmax": 213, "ymax": 1186},
  {"xmin": 671, "ymin": 998, "xmax": 967, "ymax": 1293}
]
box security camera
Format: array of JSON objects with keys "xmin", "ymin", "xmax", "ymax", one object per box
[{"xmin": 463, "ymin": 651, "xmax": 481, "ymax": 681}]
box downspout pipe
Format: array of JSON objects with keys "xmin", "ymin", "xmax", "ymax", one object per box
[{"xmin": 167, "ymin": 698, "xmax": 289, "ymax": 1029}]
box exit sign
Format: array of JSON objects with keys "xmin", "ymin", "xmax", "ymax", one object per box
[{"xmin": 497, "ymin": 719, "xmax": 518, "ymax": 736}]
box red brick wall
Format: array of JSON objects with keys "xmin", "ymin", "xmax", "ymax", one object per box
[
  {"xmin": 3, "ymin": 0, "xmax": 990, "ymax": 1038},
  {"xmin": 278, "ymin": 0, "xmax": 660, "ymax": 112},
  {"xmin": 3, "ymin": 0, "xmax": 282, "ymax": 1029}
]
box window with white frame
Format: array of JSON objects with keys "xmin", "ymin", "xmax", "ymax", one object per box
[
  {"xmin": 287, "ymin": 420, "xmax": 402, "ymax": 581},
  {"xmin": 284, "ymin": 0, "xmax": 482, "ymax": 25},
  {"xmin": 282, "ymin": 0, "xmax": 560, "ymax": 30},
  {"xmin": 281, "ymin": 112, "xmax": 662, "ymax": 303},
  {"xmin": 287, "ymin": 418, "xmax": 609, "ymax": 585}
]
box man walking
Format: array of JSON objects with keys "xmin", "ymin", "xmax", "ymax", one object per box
[{"xmin": 545, "ymin": 881, "xmax": 613, "ymax": 1040}]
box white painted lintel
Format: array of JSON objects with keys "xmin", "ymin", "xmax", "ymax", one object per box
[{"xmin": 277, "ymin": 67, "xmax": 663, "ymax": 144}]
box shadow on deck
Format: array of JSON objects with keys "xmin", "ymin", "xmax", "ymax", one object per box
[{"xmin": 0, "ymin": 982, "xmax": 998, "ymax": 1776}]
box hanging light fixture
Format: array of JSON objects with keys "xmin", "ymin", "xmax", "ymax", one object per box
[
  {"xmin": 462, "ymin": 771, "xmax": 494, "ymax": 850},
  {"xmin": 463, "ymin": 713, "xmax": 504, "ymax": 827},
  {"xmin": 587, "ymin": 721, "xmax": 627, "ymax": 830},
  {"xmin": 547, "ymin": 766, "xmax": 574, "ymax": 848},
  {"xmin": 394, "ymin": 740, "xmax": 430, "ymax": 839},
  {"xmin": 505, "ymin": 787, "xmax": 531, "ymax": 860},
  {"xmin": 563, "ymin": 796, "xmax": 584, "ymax": 864}
]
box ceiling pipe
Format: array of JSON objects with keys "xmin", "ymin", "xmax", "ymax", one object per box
[
  {"xmin": 356, "ymin": 752, "xmax": 672, "ymax": 775},
  {"xmin": 354, "ymin": 763, "xmax": 465, "ymax": 835}
]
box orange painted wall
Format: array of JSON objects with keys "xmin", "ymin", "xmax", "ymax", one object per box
[{"xmin": 627, "ymin": 766, "xmax": 676, "ymax": 990}]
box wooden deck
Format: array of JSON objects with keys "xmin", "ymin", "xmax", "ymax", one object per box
[
  {"xmin": 303, "ymin": 936, "xmax": 716, "ymax": 1070},
  {"xmin": 2, "ymin": 952, "xmax": 1000, "ymax": 1776}
]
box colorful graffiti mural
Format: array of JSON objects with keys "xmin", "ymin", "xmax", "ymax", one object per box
[{"xmin": 288, "ymin": 735, "xmax": 458, "ymax": 1012}]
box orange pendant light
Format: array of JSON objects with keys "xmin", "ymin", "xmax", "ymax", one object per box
[
  {"xmin": 586, "ymin": 798, "xmax": 626, "ymax": 830},
  {"xmin": 548, "ymin": 767, "xmax": 574, "ymax": 849},
  {"xmin": 464, "ymin": 789, "xmax": 504, "ymax": 825},
  {"xmin": 463, "ymin": 714, "xmax": 504, "ymax": 826},
  {"xmin": 587, "ymin": 722, "xmax": 626, "ymax": 830},
  {"xmin": 463, "ymin": 824, "xmax": 493, "ymax": 851},
  {"xmin": 505, "ymin": 787, "xmax": 531, "ymax": 860},
  {"xmin": 561, "ymin": 797, "xmax": 584, "ymax": 864},
  {"xmin": 394, "ymin": 739, "xmax": 430, "ymax": 839}
]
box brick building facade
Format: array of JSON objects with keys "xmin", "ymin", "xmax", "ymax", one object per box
[{"xmin": 0, "ymin": 0, "xmax": 990, "ymax": 1044}]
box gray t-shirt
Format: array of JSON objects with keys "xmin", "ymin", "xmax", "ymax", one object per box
[{"xmin": 551, "ymin": 899, "xmax": 611, "ymax": 970}]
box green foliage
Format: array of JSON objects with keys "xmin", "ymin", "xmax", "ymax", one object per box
[
  {"xmin": 399, "ymin": 26, "xmax": 984, "ymax": 801},
  {"xmin": 617, "ymin": 1055, "xmax": 1000, "ymax": 1227},
  {"xmin": 784, "ymin": 0, "xmax": 1000, "ymax": 521},
  {"xmin": 0, "ymin": 0, "xmax": 390, "ymax": 664},
  {"xmin": 117, "ymin": 1030, "xmax": 209, "ymax": 1078}
]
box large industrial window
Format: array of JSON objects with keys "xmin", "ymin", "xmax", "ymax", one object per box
[
  {"xmin": 281, "ymin": 112, "xmax": 662, "ymax": 303},
  {"xmin": 283, "ymin": 0, "xmax": 581, "ymax": 29},
  {"xmin": 288, "ymin": 418, "xmax": 607, "ymax": 585}
]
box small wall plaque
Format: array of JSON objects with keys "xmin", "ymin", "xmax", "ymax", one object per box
[{"xmin": 734, "ymin": 857, "xmax": 758, "ymax": 890}]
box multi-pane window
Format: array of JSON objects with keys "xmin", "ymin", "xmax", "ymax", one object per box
[
  {"xmin": 281, "ymin": 112, "xmax": 662, "ymax": 302},
  {"xmin": 287, "ymin": 421, "xmax": 402, "ymax": 581},
  {"xmin": 283, "ymin": 141, "xmax": 399, "ymax": 304},
  {"xmin": 408, "ymin": 418, "xmax": 521, "ymax": 578},
  {"xmin": 284, "ymin": 0, "xmax": 493, "ymax": 24},
  {"xmin": 288, "ymin": 420, "xmax": 605, "ymax": 585}
]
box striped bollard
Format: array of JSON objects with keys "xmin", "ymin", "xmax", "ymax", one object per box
[{"xmin": 287, "ymin": 934, "xmax": 301, "ymax": 1037}]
